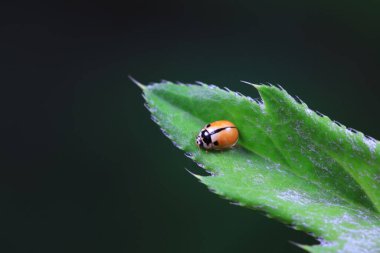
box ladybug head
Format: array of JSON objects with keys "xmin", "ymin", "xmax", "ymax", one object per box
[{"xmin": 196, "ymin": 135, "xmax": 204, "ymax": 148}]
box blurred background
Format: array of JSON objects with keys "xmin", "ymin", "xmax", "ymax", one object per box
[{"xmin": 2, "ymin": 0, "xmax": 380, "ymax": 252}]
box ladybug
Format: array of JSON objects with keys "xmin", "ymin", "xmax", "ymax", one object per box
[{"xmin": 196, "ymin": 120, "xmax": 239, "ymax": 150}]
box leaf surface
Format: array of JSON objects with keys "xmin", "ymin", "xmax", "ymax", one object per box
[{"xmin": 141, "ymin": 81, "xmax": 380, "ymax": 252}]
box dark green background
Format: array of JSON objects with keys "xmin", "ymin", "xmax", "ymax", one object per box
[{"xmin": 2, "ymin": 0, "xmax": 380, "ymax": 252}]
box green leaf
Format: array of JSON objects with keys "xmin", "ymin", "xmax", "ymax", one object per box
[{"xmin": 140, "ymin": 80, "xmax": 380, "ymax": 252}]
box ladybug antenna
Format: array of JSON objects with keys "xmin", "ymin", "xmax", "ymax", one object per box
[{"xmin": 129, "ymin": 75, "xmax": 146, "ymax": 90}]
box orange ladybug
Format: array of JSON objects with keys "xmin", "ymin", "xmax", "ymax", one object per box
[{"xmin": 196, "ymin": 120, "xmax": 239, "ymax": 150}]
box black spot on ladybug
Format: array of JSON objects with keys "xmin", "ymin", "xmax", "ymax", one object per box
[
  {"xmin": 209, "ymin": 126, "xmax": 236, "ymax": 135},
  {"xmin": 201, "ymin": 129, "xmax": 212, "ymax": 145},
  {"xmin": 213, "ymin": 141, "xmax": 219, "ymax": 146}
]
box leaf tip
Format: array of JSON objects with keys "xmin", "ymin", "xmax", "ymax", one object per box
[
  {"xmin": 129, "ymin": 75, "xmax": 146, "ymax": 90},
  {"xmin": 185, "ymin": 168, "xmax": 203, "ymax": 180},
  {"xmin": 240, "ymin": 80, "xmax": 262, "ymax": 90},
  {"xmin": 289, "ymin": 241, "xmax": 314, "ymax": 252}
]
